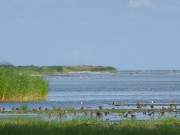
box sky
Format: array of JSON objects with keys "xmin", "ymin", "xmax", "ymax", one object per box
[{"xmin": 0, "ymin": 0, "xmax": 180, "ymax": 69}]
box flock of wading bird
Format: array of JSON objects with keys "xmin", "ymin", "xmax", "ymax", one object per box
[{"xmin": 0, "ymin": 101, "xmax": 179, "ymax": 120}]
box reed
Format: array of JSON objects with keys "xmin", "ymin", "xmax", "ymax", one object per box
[
  {"xmin": 0, "ymin": 67, "xmax": 48, "ymax": 102},
  {"xmin": 0, "ymin": 118, "xmax": 180, "ymax": 135}
]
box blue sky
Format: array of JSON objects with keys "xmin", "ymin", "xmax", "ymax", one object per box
[{"xmin": 0, "ymin": 0, "xmax": 180, "ymax": 69}]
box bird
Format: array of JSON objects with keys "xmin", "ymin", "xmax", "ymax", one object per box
[
  {"xmin": 131, "ymin": 114, "xmax": 136, "ymax": 119},
  {"xmin": 81, "ymin": 101, "xmax": 83, "ymax": 105}
]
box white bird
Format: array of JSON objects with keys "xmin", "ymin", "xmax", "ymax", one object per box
[{"xmin": 81, "ymin": 101, "xmax": 83, "ymax": 105}]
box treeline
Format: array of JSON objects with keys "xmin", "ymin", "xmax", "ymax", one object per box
[
  {"xmin": 0, "ymin": 65, "xmax": 117, "ymax": 75},
  {"xmin": 0, "ymin": 67, "xmax": 48, "ymax": 102}
]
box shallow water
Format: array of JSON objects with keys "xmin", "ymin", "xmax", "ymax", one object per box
[
  {"xmin": 1, "ymin": 70, "xmax": 180, "ymax": 109},
  {"xmin": 47, "ymin": 70, "xmax": 180, "ymax": 108},
  {"xmin": 0, "ymin": 111, "xmax": 179, "ymax": 121}
]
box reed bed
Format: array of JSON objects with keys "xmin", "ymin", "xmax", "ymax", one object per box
[
  {"xmin": 0, "ymin": 118, "xmax": 180, "ymax": 135},
  {"xmin": 0, "ymin": 67, "xmax": 48, "ymax": 102}
]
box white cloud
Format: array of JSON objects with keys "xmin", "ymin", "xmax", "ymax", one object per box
[{"xmin": 128, "ymin": 0, "xmax": 155, "ymax": 8}]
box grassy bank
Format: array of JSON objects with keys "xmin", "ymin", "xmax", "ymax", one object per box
[
  {"xmin": 0, "ymin": 67, "xmax": 48, "ymax": 102},
  {"xmin": 0, "ymin": 118, "xmax": 180, "ymax": 135}
]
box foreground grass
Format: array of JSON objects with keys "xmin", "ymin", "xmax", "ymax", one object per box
[
  {"xmin": 0, "ymin": 67, "xmax": 48, "ymax": 102},
  {"xmin": 0, "ymin": 119, "xmax": 180, "ymax": 135}
]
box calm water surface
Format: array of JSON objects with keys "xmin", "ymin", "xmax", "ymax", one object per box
[
  {"xmin": 1, "ymin": 70, "xmax": 180, "ymax": 109},
  {"xmin": 47, "ymin": 70, "xmax": 180, "ymax": 108}
]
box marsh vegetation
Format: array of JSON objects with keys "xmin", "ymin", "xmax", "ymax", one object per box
[
  {"xmin": 0, "ymin": 67, "xmax": 48, "ymax": 102},
  {"xmin": 0, "ymin": 118, "xmax": 180, "ymax": 135}
]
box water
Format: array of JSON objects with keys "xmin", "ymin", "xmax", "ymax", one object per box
[
  {"xmin": 46, "ymin": 70, "xmax": 180, "ymax": 108},
  {"xmin": 1, "ymin": 70, "xmax": 180, "ymax": 109},
  {"xmin": 1, "ymin": 70, "xmax": 180, "ymax": 121}
]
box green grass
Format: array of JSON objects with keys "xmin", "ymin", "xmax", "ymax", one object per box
[
  {"xmin": 0, "ymin": 118, "xmax": 180, "ymax": 135},
  {"xmin": 0, "ymin": 67, "xmax": 48, "ymax": 102}
]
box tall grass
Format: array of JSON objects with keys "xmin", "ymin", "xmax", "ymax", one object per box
[
  {"xmin": 0, "ymin": 67, "xmax": 48, "ymax": 102},
  {"xmin": 0, "ymin": 118, "xmax": 180, "ymax": 135}
]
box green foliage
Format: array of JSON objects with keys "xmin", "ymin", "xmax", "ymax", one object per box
[
  {"xmin": 62, "ymin": 66, "xmax": 117, "ymax": 73},
  {"xmin": 0, "ymin": 118, "xmax": 180, "ymax": 135},
  {"xmin": 19, "ymin": 105, "xmax": 30, "ymax": 112},
  {"xmin": 0, "ymin": 67, "xmax": 48, "ymax": 102}
]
